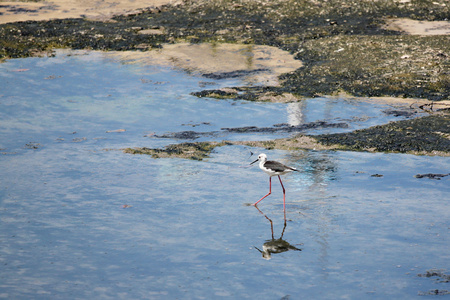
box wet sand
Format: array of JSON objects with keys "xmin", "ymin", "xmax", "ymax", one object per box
[{"xmin": 383, "ymin": 18, "xmax": 450, "ymax": 35}]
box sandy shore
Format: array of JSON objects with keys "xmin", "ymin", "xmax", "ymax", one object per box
[{"xmin": 0, "ymin": 0, "xmax": 182, "ymax": 24}]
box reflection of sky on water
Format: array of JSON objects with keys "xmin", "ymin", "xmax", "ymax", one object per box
[{"xmin": 0, "ymin": 50, "xmax": 449, "ymax": 299}]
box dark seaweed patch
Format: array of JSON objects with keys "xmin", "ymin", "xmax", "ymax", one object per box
[
  {"xmin": 222, "ymin": 121, "xmax": 348, "ymax": 133},
  {"xmin": 315, "ymin": 115, "xmax": 450, "ymax": 153}
]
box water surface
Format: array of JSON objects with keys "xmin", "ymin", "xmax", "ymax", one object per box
[{"xmin": 0, "ymin": 50, "xmax": 448, "ymax": 299}]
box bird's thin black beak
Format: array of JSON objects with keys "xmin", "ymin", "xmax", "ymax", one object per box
[{"xmin": 250, "ymin": 159, "xmax": 258, "ymax": 165}]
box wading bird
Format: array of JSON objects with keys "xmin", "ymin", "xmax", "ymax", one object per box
[{"xmin": 250, "ymin": 153, "xmax": 298, "ymax": 208}]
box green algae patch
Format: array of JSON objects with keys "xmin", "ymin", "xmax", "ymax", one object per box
[
  {"xmin": 314, "ymin": 114, "xmax": 450, "ymax": 155},
  {"xmin": 123, "ymin": 141, "xmax": 229, "ymax": 160}
]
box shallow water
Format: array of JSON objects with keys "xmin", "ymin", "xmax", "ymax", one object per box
[{"xmin": 0, "ymin": 50, "xmax": 449, "ymax": 299}]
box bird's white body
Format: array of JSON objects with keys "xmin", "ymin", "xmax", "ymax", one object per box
[{"xmin": 255, "ymin": 153, "xmax": 297, "ymax": 177}]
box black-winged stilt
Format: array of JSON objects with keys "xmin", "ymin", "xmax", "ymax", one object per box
[{"xmin": 250, "ymin": 153, "xmax": 298, "ymax": 208}]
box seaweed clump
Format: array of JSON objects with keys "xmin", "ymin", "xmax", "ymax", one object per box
[
  {"xmin": 417, "ymin": 269, "xmax": 450, "ymax": 296},
  {"xmin": 123, "ymin": 141, "xmax": 229, "ymax": 160},
  {"xmin": 315, "ymin": 115, "xmax": 450, "ymax": 154}
]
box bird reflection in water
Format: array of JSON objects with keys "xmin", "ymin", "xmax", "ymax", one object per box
[{"xmin": 254, "ymin": 206, "xmax": 302, "ymax": 260}]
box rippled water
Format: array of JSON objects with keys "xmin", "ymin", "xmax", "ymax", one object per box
[{"xmin": 1, "ymin": 50, "xmax": 449, "ymax": 299}]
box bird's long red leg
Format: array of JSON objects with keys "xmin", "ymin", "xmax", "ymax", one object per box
[
  {"xmin": 253, "ymin": 176, "xmax": 272, "ymax": 206},
  {"xmin": 278, "ymin": 175, "xmax": 286, "ymax": 212}
]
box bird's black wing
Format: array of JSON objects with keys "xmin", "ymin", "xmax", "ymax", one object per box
[{"xmin": 265, "ymin": 160, "xmax": 297, "ymax": 172}]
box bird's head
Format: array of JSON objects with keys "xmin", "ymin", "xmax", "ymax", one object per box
[{"xmin": 250, "ymin": 153, "xmax": 267, "ymax": 165}]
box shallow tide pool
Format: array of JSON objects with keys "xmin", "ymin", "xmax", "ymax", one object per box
[{"xmin": 0, "ymin": 50, "xmax": 449, "ymax": 299}]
